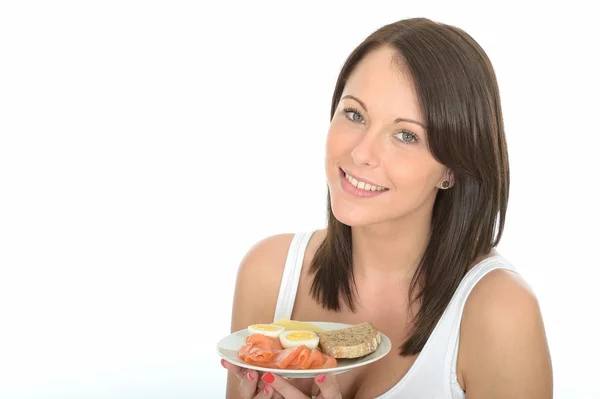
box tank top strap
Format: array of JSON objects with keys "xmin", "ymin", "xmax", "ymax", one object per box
[{"xmin": 272, "ymin": 231, "xmax": 316, "ymax": 322}]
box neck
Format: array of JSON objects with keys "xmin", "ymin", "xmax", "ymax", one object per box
[{"xmin": 351, "ymin": 208, "xmax": 432, "ymax": 283}]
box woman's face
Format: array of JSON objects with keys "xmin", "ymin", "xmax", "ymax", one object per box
[{"xmin": 325, "ymin": 46, "xmax": 450, "ymax": 228}]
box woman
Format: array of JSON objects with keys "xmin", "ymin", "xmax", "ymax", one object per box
[{"xmin": 221, "ymin": 17, "xmax": 553, "ymax": 398}]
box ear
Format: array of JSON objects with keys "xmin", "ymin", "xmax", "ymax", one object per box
[{"xmin": 439, "ymin": 170, "xmax": 455, "ymax": 189}]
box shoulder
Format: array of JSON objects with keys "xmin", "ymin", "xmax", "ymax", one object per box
[
  {"xmin": 234, "ymin": 229, "xmax": 327, "ymax": 296},
  {"xmin": 231, "ymin": 233, "xmax": 295, "ymax": 320},
  {"xmin": 464, "ymin": 267, "xmax": 542, "ymax": 338},
  {"xmin": 467, "ymin": 267, "xmax": 535, "ymax": 314},
  {"xmin": 457, "ymin": 265, "xmax": 553, "ymax": 397},
  {"xmin": 236, "ymin": 233, "xmax": 296, "ymax": 284}
]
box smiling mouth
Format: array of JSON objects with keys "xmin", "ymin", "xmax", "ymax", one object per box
[{"xmin": 340, "ymin": 168, "xmax": 389, "ymax": 192}]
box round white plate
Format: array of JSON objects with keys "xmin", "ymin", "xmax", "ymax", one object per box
[{"xmin": 216, "ymin": 321, "xmax": 392, "ymax": 378}]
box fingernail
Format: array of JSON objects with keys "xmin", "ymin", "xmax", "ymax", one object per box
[
  {"xmin": 316, "ymin": 374, "xmax": 326, "ymax": 383},
  {"xmin": 264, "ymin": 385, "xmax": 270, "ymax": 394},
  {"xmin": 220, "ymin": 359, "xmax": 226, "ymax": 368},
  {"xmin": 246, "ymin": 370, "xmax": 255, "ymax": 381},
  {"xmin": 261, "ymin": 372, "xmax": 275, "ymax": 383}
]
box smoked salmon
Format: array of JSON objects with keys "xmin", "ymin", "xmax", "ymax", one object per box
[{"xmin": 238, "ymin": 334, "xmax": 337, "ymax": 370}]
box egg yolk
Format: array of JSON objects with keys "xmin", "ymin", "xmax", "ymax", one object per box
[{"xmin": 285, "ymin": 332, "xmax": 315, "ymax": 341}]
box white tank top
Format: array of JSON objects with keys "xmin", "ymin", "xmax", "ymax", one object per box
[{"xmin": 273, "ymin": 231, "xmax": 518, "ymax": 399}]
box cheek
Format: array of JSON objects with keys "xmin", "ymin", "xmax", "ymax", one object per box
[
  {"xmin": 326, "ymin": 121, "xmax": 356, "ymax": 159},
  {"xmin": 384, "ymin": 153, "xmax": 443, "ymax": 190}
]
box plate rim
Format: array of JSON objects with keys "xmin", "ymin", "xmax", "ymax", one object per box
[{"xmin": 216, "ymin": 321, "xmax": 392, "ymax": 376}]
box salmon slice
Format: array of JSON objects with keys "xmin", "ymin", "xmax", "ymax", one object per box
[
  {"xmin": 238, "ymin": 342, "xmax": 253, "ymax": 360},
  {"xmin": 239, "ymin": 334, "xmax": 283, "ymax": 362},
  {"xmin": 317, "ymin": 353, "xmax": 337, "ymax": 369},
  {"xmin": 238, "ymin": 334, "xmax": 283, "ymax": 363},
  {"xmin": 304, "ymin": 348, "xmax": 325, "ymax": 369},
  {"xmin": 243, "ymin": 346, "xmax": 279, "ymax": 365},
  {"xmin": 237, "ymin": 334, "xmax": 337, "ymax": 370},
  {"xmin": 302, "ymin": 348, "xmax": 337, "ymax": 369},
  {"xmin": 286, "ymin": 346, "xmax": 312, "ymax": 369},
  {"xmin": 245, "ymin": 334, "xmax": 283, "ymax": 350},
  {"xmin": 274, "ymin": 346, "xmax": 308, "ymax": 369}
]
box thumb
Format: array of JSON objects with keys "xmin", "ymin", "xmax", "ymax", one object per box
[
  {"xmin": 260, "ymin": 372, "xmax": 309, "ymax": 399},
  {"xmin": 315, "ymin": 374, "xmax": 341, "ymax": 399},
  {"xmin": 220, "ymin": 359, "xmax": 247, "ymax": 381}
]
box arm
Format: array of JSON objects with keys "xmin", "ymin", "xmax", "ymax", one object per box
[
  {"xmin": 459, "ymin": 269, "xmax": 553, "ymax": 399},
  {"xmin": 226, "ymin": 234, "xmax": 294, "ymax": 399}
]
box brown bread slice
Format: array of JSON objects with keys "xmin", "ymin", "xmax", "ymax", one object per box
[{"xmin": 316, "ymin": 322, "xmax": 381, "ymax": 359}]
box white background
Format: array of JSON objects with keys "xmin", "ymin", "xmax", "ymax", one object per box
[{"xmin": 1, "ymin": 1, "xmax": 598, "ymax": 398}]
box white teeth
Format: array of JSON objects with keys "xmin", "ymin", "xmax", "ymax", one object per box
[{"xmin": 344, "ymin": 173, "xmax": 387, "ymax": 191}]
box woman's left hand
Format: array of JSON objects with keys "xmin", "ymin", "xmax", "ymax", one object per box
[{"xmin": 260, "ymin": 372, "xmax": 341, "ymax": 399}]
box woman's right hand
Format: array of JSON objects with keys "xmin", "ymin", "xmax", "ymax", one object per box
[
  {"xmin": 222, "ymin": 359, "xmax": 327, "ymax": 399},
  {"xmin": 222, "ymin": 359, "xmax": 342, "ymax": 399},
  {"xmin": 222, "ymin": 359, "xmax": 282, "ymax": 398}
]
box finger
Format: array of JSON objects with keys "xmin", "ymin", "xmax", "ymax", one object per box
[
  {"xmin": 254, "ymin": 379, "xmax": 283, "ymax": 399},
  {"xmin": 260, "ymin": 373, "xmax": 309, "ymax": 399},
  {"xmin": 221, "ymin": 359, "xmax": 247, "ymax": 381},
  {"xmin": 314, "ymin": 374, "xmax": 341, "ymax": 399},
  {"xmin": 255, "ymin": 383, "xmax": 275, "ymax": 399},
  {"xmin": 238, "ymin": 369, "xmax": 259, "ymax": 398}
]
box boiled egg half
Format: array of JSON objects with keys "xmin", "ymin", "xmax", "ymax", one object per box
[
  {"xmin": 247, "ymin": 324, "xmax": 285, "ymax": 338},
  {"xmin": 279, "ymin": 330, "xmax": 320, "ymax": 349}
]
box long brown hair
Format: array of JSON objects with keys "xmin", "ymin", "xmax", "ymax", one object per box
[{"xmin": 309, "ymin": 18, "xmax": 509, "ymax": 356}]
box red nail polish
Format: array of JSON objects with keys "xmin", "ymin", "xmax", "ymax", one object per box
[
  {"xmin": 261, "ymin": 372, "xmax": 275, "ymax": 383},
  {"xmin": 264, "ymin": 385, "xmax": 270, "ymax": 394},
  {"xmin": 317, "ymin": 374, "xmax": 326, "ymax": 383}
]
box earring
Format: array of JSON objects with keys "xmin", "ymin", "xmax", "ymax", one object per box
[{"xmin": 440, "ymin": 179, "xmax": 451, "ymax": 189}]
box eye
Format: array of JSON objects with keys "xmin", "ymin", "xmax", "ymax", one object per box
[
  {"xmin": 343, "ymin": 107, "xmax": 365, "ymax": 124},
  {"xmin": 394, "ymin": 130, "xmax": 419, "ymax": 144}
]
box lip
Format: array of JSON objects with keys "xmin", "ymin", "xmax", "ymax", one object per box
[
  {"xmin": 338, "ymin": 168, "xmax": 389, "ymax": 198},
  {"xmin": 339, "ymin": 168, "xmax": 387, "ymax": 189}
]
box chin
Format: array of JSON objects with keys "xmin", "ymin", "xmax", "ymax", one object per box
[{"xmin": 329, "ymin": 195, "xmax": 385, "ymax": 227}]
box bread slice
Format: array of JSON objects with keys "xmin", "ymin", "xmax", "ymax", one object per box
[{"xmin": 317, "ymin": 322, "xmax": 381, "ymax": 359}]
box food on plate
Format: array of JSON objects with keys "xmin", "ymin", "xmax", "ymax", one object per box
[
  {"xmin": 247, "ymin": 323, "xmax": 285, "ymax": 338},
  {"xmin": 237, "ymin": 320, "xmax": 382, "ymax": 369},
  {"xmin": 316, "ymin": 321, "xmax": 381, "ymax": 359},
  {"xmin": 238, "ymin": 332, "xmax": 337, "ymax": 369},
  {"xmin": 279, "ymin": 330, "xmax": 320, "ymax": 349},
  {"xmin": 271, "ymin": 318, "xmax": 325, "ymax": 332}
]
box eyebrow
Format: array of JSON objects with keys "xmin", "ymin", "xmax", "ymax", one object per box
[{"xmin": 341, "ymin": 94, "xmax": 426, "ymax": 128}]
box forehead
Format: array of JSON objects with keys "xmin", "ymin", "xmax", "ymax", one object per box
[{"xmin": 342, "ymin": 46, "xmax": 423, "ymax": 121}]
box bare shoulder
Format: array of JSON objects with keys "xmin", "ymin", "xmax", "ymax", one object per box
[
  {"xmin": 229, "ymin": 233, "xmax": 295, "ymax": 331},
  {"xmin": 236, "ymin": 233, "xmax": 296, "ymax": 293},
  {"xmin": 468, "ymin": 267, "xmax": 536, "ymax": 312},
  {"xmin": 458, "ymin": 268, "xmax": 553, "ymax": 398}
]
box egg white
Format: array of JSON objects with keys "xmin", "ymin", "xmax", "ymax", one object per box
[
  {"xmin": 247, "ymin": 324, "xmax": 285, "ymax": 338},
  {"xmin": 279, "ymin": 330, "xmax": 320, "ymax": 349}
]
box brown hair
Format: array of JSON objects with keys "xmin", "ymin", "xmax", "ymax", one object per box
[{"xmin": 309, "ymin": 18, "xmax": 509, "ymax": 356}]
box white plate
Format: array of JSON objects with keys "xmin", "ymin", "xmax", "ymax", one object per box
[{"xmin": 216, "ymin": 321, "xmax": 392, "ymax": 378}]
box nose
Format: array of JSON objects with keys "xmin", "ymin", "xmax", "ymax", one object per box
[{"xmin": 351, "ymin": 130, "xmax": 380, "ymax": 168}]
